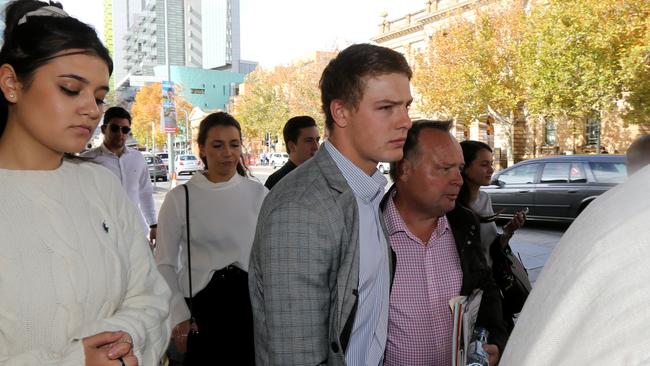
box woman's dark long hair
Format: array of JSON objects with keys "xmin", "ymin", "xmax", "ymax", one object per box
[
  {"xmin": 196, "ymin": 112, "xmax": 250, "ymax": 177},
  {"xmin": 0, "ymin": 0, "xmax": 113, "ymax": 137},
  {"xmin": 459, "ymin": 140, "xmax": 498, "ymax": 222}
]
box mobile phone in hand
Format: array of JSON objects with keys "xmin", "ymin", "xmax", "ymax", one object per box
[{"xmin": 504, "ymin": 207, "xmax": 528, "ymax": 231}]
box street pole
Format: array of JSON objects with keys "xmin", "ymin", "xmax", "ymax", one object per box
[
  {"xmin": 151, "ymin": 121, "xmax": 156, "ymax": 189},
  {"xmin": 164, "ymin": 0, "xmax": 175, "ymax": 178}
]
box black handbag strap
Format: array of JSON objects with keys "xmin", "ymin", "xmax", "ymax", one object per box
[{"xmin": 182, "ymin": 184, "xmax": 195, "ymax": 324}]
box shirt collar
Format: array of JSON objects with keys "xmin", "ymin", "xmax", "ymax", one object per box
[
  {"xmin": 100, "ymin": 143, "xmax": 130, "ymax": 157},
  {"xmin": 324, "ymin": 140, "xmax": 387, "ymax": 203},
  {"xmin": 384, "ymin": 189, "xmax": 451, "ymax": 241}
]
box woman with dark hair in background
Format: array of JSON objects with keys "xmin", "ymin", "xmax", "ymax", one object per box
[
  {"xmin": 156, "ymin": 112, "xmax": 266, "ymax": 365},
  {"xmin": 459, "ymin": 140, "xmax": 527, "ymax": 330},
  {"xmin": 0, "ymin": 1, "xmax": 171, "ymax": 365}
]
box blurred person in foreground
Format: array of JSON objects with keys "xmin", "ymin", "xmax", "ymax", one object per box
[
  {"xmin": 626, "ymin": 134, "xmax": 650, "ymax": 175},
  {"xmin": 382, "ymin": 121, "xmax": 506, "ymax": 366},
  {"xmin": 249, "ymin": 43, "xmax": 413, "ymax": 365},
  {"xmin": 500, "ymin": 167, "xmax": 650, "ymax": 363},
  {"xmin": 0, "ymin": 1, "xmax": 171, "ymax": 364},
  {"xmin": 264, "ymin": 115, "xmax": 320, "ymax": 190}
]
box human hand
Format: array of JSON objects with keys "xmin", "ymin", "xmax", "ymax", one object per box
[
  {"xmin": 483, "ymin": 343, "xmax": 500, "ymax": 366},
  {"xmin": 83, "ymin": 331, "xmax": 138, "ymax": 366},
  {"xmin": 503, "ymin": 208, "xmax": 527, "ymax": 237},
  {"xmin": 172, "ymin": 319, "xmax": 198, "ymax": 353}
]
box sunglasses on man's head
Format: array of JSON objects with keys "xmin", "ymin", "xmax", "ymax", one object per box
[{"xmin": 108, "ymin": 124, "xmax": 131, "ymax": 134}]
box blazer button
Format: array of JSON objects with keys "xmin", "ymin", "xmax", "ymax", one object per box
[{"xmin": 331, "ymin": 342, "xmax": 339, "ymax": 353}]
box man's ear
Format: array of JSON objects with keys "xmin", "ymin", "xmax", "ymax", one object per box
[
  {"xmin": 396, "ymin": 158, "xmax": 411, "ymax": 182},
  {"xmin": 0, "ymin": 64, "xmax": 20, "ymax": 103},
  {"xmin": 329, "ymin": 99, "xmax": 350, "ymax": 129},
  {"xmin": 287, "ymin": 141, "xmax": 296, "ymax": 154},
  {"xmin": 100, "ymin": 124, "xmax": 107, "ymax": 135}
]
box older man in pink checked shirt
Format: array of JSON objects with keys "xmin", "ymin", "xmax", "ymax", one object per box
[{"xmin": 380, "ymin": 120, "xmax": 507, "ymax": 366}]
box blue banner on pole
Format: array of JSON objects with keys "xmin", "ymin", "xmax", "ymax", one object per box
[{"xmin": 161, "ymin": 80, "xmax": 177, "ymax": 134}]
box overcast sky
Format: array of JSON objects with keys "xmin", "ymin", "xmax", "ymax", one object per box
[{"xmin": 58, "ymin": 0, "xmax": 424, "ymax": 67}]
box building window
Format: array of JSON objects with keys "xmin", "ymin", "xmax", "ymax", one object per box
[
  {"xmin": 545, "ymin": 118, "xmax": 556, "ymax": 146},
  {"xmin": 586, "ymin": 111, "xmax": 600, "ymax": 145},
  {"xmin": 191, "ymin": 88, "xmax": 205, "ymax": 94}
]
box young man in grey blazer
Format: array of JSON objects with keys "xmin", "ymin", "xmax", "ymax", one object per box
[{"xmin": 248, "ymin": 43, "xmax": 413, "ymax": 366}]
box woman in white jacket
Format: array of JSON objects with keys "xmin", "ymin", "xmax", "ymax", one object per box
[
  {"xmin": 156, "ymin": 112, "xmax": 267, "ymax": 365},
  {"xmin": 0, "ymin": 1, "xmax": 171, "ymax": 365}
]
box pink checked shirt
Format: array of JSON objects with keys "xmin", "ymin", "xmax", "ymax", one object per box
[{"xmin": 384, "ymin": 193, "xmax": 463, "ymax": 366}]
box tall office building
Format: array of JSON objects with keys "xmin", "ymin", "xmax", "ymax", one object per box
[
  {"xmin": 106, "ymin": 0, "xmax": 148, "ymax": 87},
  {"xmin": 114, "ymin": 0, "xmax": 254, "ymax": 108},
  {"xmin": 185, "ymin": 0, "xmax": 241, "ymax": 71}
]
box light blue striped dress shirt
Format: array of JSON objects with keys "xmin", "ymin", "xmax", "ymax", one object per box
[{"xmin": 324, "ymin": 141, "xmax": 390, "ymax": 366}]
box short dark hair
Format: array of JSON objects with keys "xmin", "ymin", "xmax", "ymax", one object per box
[
  {"xmin": 319, "ymin": 43, "xmax": 412, "ymax": 131},
  {"xmin": 389, "ymin": 119, "xmax": 452, "ymax": 181},
  {"xmin": 196, "ymin": 112, "xmax": 249, "ymax": 177},
  {"xmin": 0, "ymin": 0, "xmax": 113, "ymax": 137},
  {"xmin": 283, "ymin": 115, "xmax": 317, "ymax": 150},
  {"xmin": 103, "ymin": 106, "xmax": 131, "ymax": 125}
]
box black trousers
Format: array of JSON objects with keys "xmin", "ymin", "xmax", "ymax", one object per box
[{"xmin": 183, "ymin": 265, "xmax": 255, "ymax": 366}]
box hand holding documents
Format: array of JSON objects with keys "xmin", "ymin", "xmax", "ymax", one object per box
[{"xmin": 449, "ymin": 289, "xmax": 484, "ymax": 366}]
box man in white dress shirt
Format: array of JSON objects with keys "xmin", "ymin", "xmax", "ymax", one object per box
[{"xmin": 82, "ymin": 106, "xmax": 157, "ymax": 241}]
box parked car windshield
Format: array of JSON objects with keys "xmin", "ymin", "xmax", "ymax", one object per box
[{"xmin": 590, "ymin": 162, "xmax": 626, "ymax": 183}]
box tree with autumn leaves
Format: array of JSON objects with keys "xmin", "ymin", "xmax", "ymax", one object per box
[
  {"xmin": 413, "ymin": 2, "xmax": 526, "ymax": 164},
  {"xmin": 520, "ymin": 0, "xmax": 650, "ymax": 124},
  {"xmin": 413, "ymin": 0, "xmax": 649, "ymax": 160},
  {"xmin": 234, "ymin": 56, "xmax": 328, "ymax": 143},
  {"xmin": 130, "ymin": 83, "xmax": 193, "ymax": 151}
]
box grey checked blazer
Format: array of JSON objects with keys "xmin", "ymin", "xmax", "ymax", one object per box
[{"xmin": 249, "ymin": 147, "xmax": 390, "ymax": 365}]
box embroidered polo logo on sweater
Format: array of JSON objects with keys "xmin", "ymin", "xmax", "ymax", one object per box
[{"xmin": 102, "ymin": 221, "xmax": 109, "ymax": 233}]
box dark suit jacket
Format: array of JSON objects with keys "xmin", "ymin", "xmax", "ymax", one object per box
[
  {"xmin": 264, "ymin": 160, "xmax": 297, "ymax": 190},
  {"xmin": 249, "ymin": 147, "xmax": 392, "ymax": 365}
]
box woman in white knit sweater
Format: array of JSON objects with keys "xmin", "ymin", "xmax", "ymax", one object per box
[
  {"xmin": 156, "ymin": 112, "xmax": 267, "ymax": 365},
  {"xmin": 0, "ymin": 1, "xmax": 171, "ymax": 365}
]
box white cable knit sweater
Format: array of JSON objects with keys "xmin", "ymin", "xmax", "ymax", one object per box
[{"xmin": 0, "ymin": 160, "xmax": 171, "ymax": 365}]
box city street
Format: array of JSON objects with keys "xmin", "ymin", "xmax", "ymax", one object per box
[{"xmin": 152, "ymin": 165, "xmax": 567, "ymax": 286}]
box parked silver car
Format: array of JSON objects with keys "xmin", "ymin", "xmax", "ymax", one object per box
[
  {"xmin": 143, "ymin": 153, "xmax": 168, "ymax": 181},
  {"xmin": 482, "ymin": 155, "xmax": 627, "ymax": 222},
  {"xmin": 269, "ymin": 152, "xmax": 289, "ymax": 169},
  {"xmin": 174, "ymin": 154, "xmax": 203, "ymax": 175}
]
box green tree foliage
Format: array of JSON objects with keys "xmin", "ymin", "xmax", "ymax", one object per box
[
  {"xmin": 235, "ymin": 68, "xmax": 290, "ymax": 142},
  {"xmin": 414, "ymin": 3, "xmax": 526, "ymax": 122},
  {"xmin": 130, "ymin": 83, "xmax": 193, "ymax": 150},
  {"xmin": 234, "ymin": 57, "xmax": 329, "ymax": 141},
  {"xmin": 413, "ymin": 2, "xmax": 526, "ymax": 163},
  {"xmin": 521, "ymin": 0, "xmax": 650, "ymax": 123}
]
